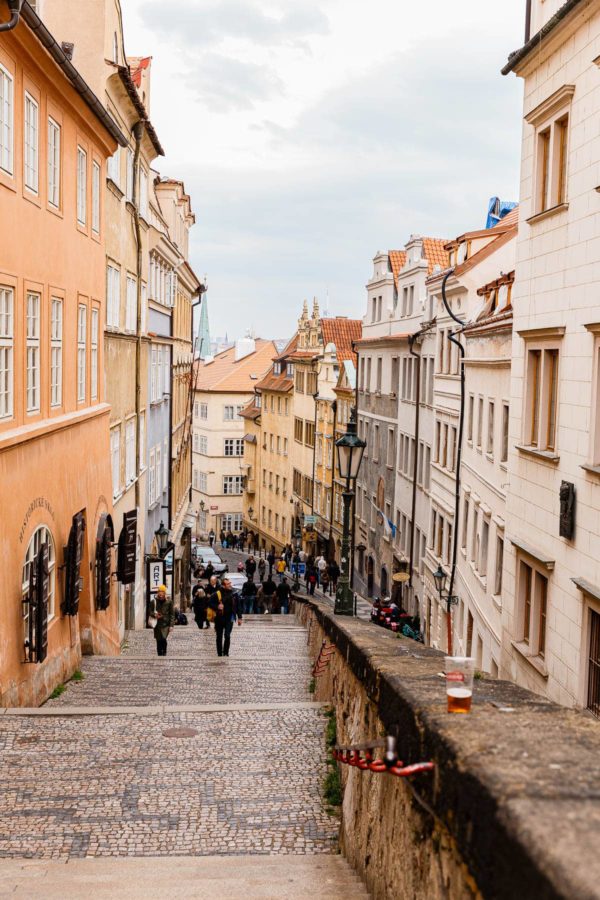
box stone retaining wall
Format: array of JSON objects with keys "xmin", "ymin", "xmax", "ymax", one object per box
[{"xmin": 294, "ymin": 596, "xmax": 600, "ymax": 900}]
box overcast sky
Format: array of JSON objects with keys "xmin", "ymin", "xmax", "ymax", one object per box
[{"xmin": 121, "ymin": 0, "xmax": 525, "ymax": 341}]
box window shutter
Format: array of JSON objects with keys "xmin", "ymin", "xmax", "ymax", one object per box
[
  {"xmin": 65, "ymin": 511, "xmax": 85, "ymax": 616},
  {"xmin": 96, "ymin": 518, "xmax": 113, "ymax": 611},
  {"xmin": 27, "ymin": 543, "xmax": 49, "ymax": 664},
  {"xmin": 117, "ymin": 509, "xmax": 137, "ymax": 585}
]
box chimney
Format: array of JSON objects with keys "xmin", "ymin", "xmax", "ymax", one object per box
[{"xmin": 235, "ymin": 338, "xmax": 256, "ymax": 362}]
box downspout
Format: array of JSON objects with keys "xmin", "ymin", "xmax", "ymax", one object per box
[
  {"xmin": 0, "ymin": 0, "xmax": 22, "ymax": 32},
  {"xmin": 351, "ymin": 342, "xmax": 360, "ymax": 588},
  {"xmin": 525, "ymin": 0, "xmax": 532, "ymax": 42},
  {"xmin": 131, "ymin": 122, "xmax": 144, "ymax": 516},
  {"xmin": 441, "ymin": 269, "xmax": 464, "ymax": 656}
]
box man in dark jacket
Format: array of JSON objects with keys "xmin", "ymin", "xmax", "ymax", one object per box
[
  {"xmin": 210, "ymin": 577, "xmax": 242, "ymax": 657},
  {"xmin": 192, "ymin": 583, "xmax": 208, "ymax": 630},
  {"xmin": 241, "ymin": 578, "xmax": 258, "ymax": 614},
  {"xmin": 267, "ymin": 550, "xmax": 276, "ymax": 576},
  {"xmin": 245, "ymin": 556, "xmax": 257, "ymax": 581},
  {"xmin": 261, "ymin": 576, "xmax": 277, "ymax": 613},
  {"xmin": 203, "ymin": 561, "xmax": 214, "ymax": 582},
  {"xmin": 275, "ymin": 577, "xmax": 291, "ymax": 615},
  {"xmin": 327, "ymin": 560, "xmax": 340, "ymax": 595}
]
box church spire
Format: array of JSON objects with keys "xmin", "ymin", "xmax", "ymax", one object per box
[{"xmin": 196, "ymin": 294, "xmax": 211, "ymax": 359}]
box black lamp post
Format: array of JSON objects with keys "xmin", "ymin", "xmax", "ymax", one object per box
[
  {"xmin": 155, "ymin": 521, "xmax": 169, "ymax": 558},
  {"xmin": 433, "ymin": 563, "xmax": 459, "ymax": 653},
  {"xmin": 292, "ymin": 527, "xmax": 302, "ymax": 591},
  {"xmin": 334, "ymin": 409, "xmax": 366, "ymax": 616}
]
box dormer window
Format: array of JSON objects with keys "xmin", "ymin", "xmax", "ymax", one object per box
[
  {"xmin": 273, "ymin": 362, "xmax": 281, "ymax": 375},
  {"xmin": 456, "ymin": 242, "xmax": 469, "ymax": 265},
  {"xmin": 287, "ymin": 362, "xmax": 294, "ymax": 375}
]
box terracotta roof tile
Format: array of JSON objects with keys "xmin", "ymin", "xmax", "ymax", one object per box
[
  {"xmin": 389, "ymin": 251, "xmax": 407, "ymax": 285},
  {"xmin": 422, "ymin": 238, "xmax": 450, "ymax": 274},
  {"xmin": 321, "ymin": 317, "xmax": 362, "ymax": 362},
  {"xmin": 193, "ymin": 339, "xmax": 278, "ymax": 393}
]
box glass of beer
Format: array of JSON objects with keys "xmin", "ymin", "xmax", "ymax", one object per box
[{"xmin": 445, "ymin": 656, "xmax": 475, "ymax": 714}]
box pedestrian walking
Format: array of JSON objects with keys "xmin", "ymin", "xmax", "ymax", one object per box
[
  {"xmin": 203, "ymin": 561, "xmax": 214, "ymax": 582},
  {"xmin": 227, "ymin": 530, "xmax": 235, "ymax": 548},
  {"xmin": 317, "ymin": 555, "xmax": 327, "ymax": 586},
  {"xmin": 220, "ymin": 529, "xmax": 226, "ymax": 548},
  {"xmin": 192, "ymin": 583, "xmax": 209, "ymax": 630},
  {"xmin": 149, "ymin": 586, "xmax": 174, "ymax": 656},
  {"xmin": 276, "ymin": 578, "xmax": 291, "ymax": 615},
  {"xmin": 320, "ymin": 567, "xmax": 330, "ymax": 595},
  {"xmin": 328, "ymin": 560, "xmax": 340, "ymax": 595},
  {"xmin": 241, "ymin": 578, "xmax": 258, "ymax": 614},
  {"xmin": 261, "ymin": 575, "xmax": 277, "ymax": 613},
  {"xmin": 245, "ymin": 555, "xmax": 257, "ymax": 581},
  {"xmin": 209, "ymin": 577, "xmax": 242, "ymax": 657},
  {"xmin": 267, "ymin": 550, "xmax": 276, "ymax": 577},
  {"xmin": 209, "ymin": 529, "xmax": 215, "ymax": 548},
  {"xmin": 258, "ymin": 556, "xmax": 266, "ymax": 582},
  {"xmin": 306, "ymin": 564, "xmax": 318, "ymax": 596},
  {"xmin": 276, "ymin": 557, "xmax": 286, "ymax": 582}
]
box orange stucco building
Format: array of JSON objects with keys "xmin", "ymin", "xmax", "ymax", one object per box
[{"xmin": 0, "ymin": 5, "xmax": 127, "ymax": 706}]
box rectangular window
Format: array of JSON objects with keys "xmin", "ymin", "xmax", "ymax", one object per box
[
  {"xmin": 111, "ymin": 427, "xmax": 121, "ymax": 498},
  {"xmin": 126, "ymin": 275, "xmax": 137, "ymax": 332},
  {"xmin": 223, "ymin": 405, "xmax": 235, "ymax": 421},
  {"xmin": 47, "ymin": 117, "xmax": 60, "ymax": 207},
  {"xmin": 223, "ymin": 476, "xmax": 243, "ymax": 495},
  {"xmin": 487, "ymin": 401, "xmax": 495, "ymax": 456},
  {"xmin": 125, "ymin": 418, "xmax": 136, "ymax": 485},
  {"xmin": 77, "ymin": 146, "xmax": 87, "ymax": 225},
  {"xmin": 50, "ymin": 298, "xmax": 63, "ymax": 408},
  {"xmin": 494, "ymin": 535, "xmax": 504, "ymax": 596},
  {"xmin": 77, "ymin": 304, "xmax": 86, "ymax": 402},
  {"xmin": 526, "ymin": 346, "xmax": 560, "ymax": 451},
  {"xmin": 199, "ymin": 435, "xmax": 207, "ymax": 454},
  {"xmin": 107, "ymin": 264, "xmax": 120, "ymax": 329},
  {"xmin": 126, "ymin": 148, "xmax": 134, "ymax": 202},
  {"xmin": 148, "ymin": 448, "xmax": 156, "ymax": 504},
  {"xmin": 376, "ymin": 357, "xmax": 382, "ymax": 392},
  {"xmin": 140, "ymin": 168, "xmax": 148, "ymax": 219},
  {"xmin": 198, "ymin": 402, "xmax": 208, "ymax": 419},
  {"xmin": 519, "ymin": 560, "xmax": 549, "ymax": 658},
  {"xmin": 305, "ymin": 421, "xmax": 315, "ymax": 448},
  {"xmin": 107, "ymin": 144, "xmax": 120, "ymax": 186},
  {"xmin": 26, "ymin": 291, "xmax": 40, "ymax": 413},
  {"xmin": 139, "ymin": 411, "xmax": 145, "ymax": 471},
  {"xmin": 462, "ymin": 497, "xmax": 469, "ymax": 551},
  {"xmin": 0, "ymin": 64, "xmax": 14, "ymax": 175},
  {"xmin": 90, "ymin": 307, "xmax": 98, "ymax": 401},
  {"xmin": 0, "ymin": 285, "xmax": 13, "ymax": 418},
  {"xmin": 539, "ymin": 127, "xmax": 551, "ymax": 212},
  {"xmin": 557, "ymin": 114, "xmax": 569, "ymax": 205},
  {"xmin": 480, "ymin": 519, "xmax": 489, "ymax": 578},
  {"xmin": 92, "ymin": 161, "xmax": 100, "ymax": 233},
  {"xmin": 156, "ymin": 445, "xmax": 162, "ymax": 497},
  {"xmin": 477, "ymin": 396, "xmax": 483, "ymax": 449},
  {"xmin": 468, "ymin": 395, "xmax": 474, "ymax": 442},
  {"xmin": 294, "ymin": 417, "xmax": 304, "ymax": 443},
  {"xmin": 387, "ymin": 428, "xmax": 395, "ymax": 467},
  {"xmin": 501, "ymin": 402, "xmax": 509, "ymax": 463},
  {"xmin": 24, "ymin": 93, "xmax": 39, "ymax": 193}
]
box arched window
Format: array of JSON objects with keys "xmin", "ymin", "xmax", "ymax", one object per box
[{"xmin": 21, "ymin": 525, "xmax": 56, "ymax": 643}]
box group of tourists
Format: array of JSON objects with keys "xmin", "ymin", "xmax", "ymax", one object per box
[{"xmin": 148, "ymin": 545, "xmax": 342, "ymax": 659}]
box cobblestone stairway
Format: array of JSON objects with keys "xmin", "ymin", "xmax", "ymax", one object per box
[{"xmin": 0, "ymin": 618, "xmax": 368, "ymax": 898}]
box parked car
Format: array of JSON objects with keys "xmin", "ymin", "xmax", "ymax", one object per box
[
  {"xmin": 225, "ymin": 573, "xmax": 247, "ymax": 592},
  {"xmin": 193, "ymin": 546, "xmax": 228, "ymax": 574}
]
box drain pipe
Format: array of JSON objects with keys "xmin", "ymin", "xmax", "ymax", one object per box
[
  {"xmin": 408, "ymin": 333, "xmax": 421, "ymax": 607},
  {"xmin": 131, "ymin": 121, "xmax": 144, "ymax": 515},
  {"xmin": 440, "ymin": 269, "xmax": 464, "ymax": 656},
  {"xmin": 0, "ymin": 0, "xmax": 23, "ymax": 32}
]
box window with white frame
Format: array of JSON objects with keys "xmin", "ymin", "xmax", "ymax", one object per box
[
  {"xmin": 151, "ymin": 346, "xmax": 158, "ymax": 401},
  {"xmin": 0, "ymin": 286, "xmax": 13, "ymax": 418},
  {"xmin": 223, "ymin": 405, "xmax": 235, "ymax": 421},
  {"xmin": 24, "ymin": 93, "xmax": 38, "ymax": 193},
  {"xmin": 47, "ymin": 117, "xmax": 60, "ymax": 207},
  {"xmin": 198, "ymin": 470, "xmax": 208, "ymax": 491},
  {"xmin": 107, "ymin": 144, "xmax": 120, "ymax": 186},
  {"xmin": 224, "ymin": 438, "xmax": 244, "ymax": 456},
  {"xmin": 198, "ymin": 435, "xmax": 208, "ymax": 454},
  {"xmin": 22, "ymin": 525, "xmax": 56, "ymax": 626},
  {"xmin": 92, "ymin": 161, "xmax": 100, "ymax": 233},
  {"xmin": 518, "ymin": 558, "xmax": 549, "ymax": 660},
  {"xmin": 125, "ymin": 418, "xmax": 136, "ymax": 485},
  {"xmin": 90, "ymin": 307, "xmax": 98, "ymax": 401},
  {"xmin": 156, "ymin": 445, "xmax": 162, "ymax": 497},
  {"xmin": 126, "ymin": 148, "xmax": 134, "ymax": 201},
  {"xmin": 494, "ymin": 534, "xmax": 504, "ymax": 596},
  {"xmin": 479, "ymin": 517, "xmax": 489, "ymax": 578},
  {"xmin": 148, "ymin": 448, "xmax": 156, "ymax": 504},
  {"xmin": 487, "ymin": 401, "xmax": 495, "ymax": 456},
  {"xmin": 139, "ymin": 411, "xmax": 145, "ymax": 472},
  {"xmin": 501, "ymin": 401, "xmax": 509, "ymax": 463},
  {"xmin": 111, "ymin": 427, "xmax": 121, "ymax": 498},
  {"xmin": 141, "ymin": 281, "xmax": 147, "ymax": 334},
  {"xmin": 223, "ymin": 476, "xmax": 243, "ymax": 495},
  {"xmin": 126, "ymin": 275, "xmax": 137, "ymax": 332},
  {"xmin": 163, "ymin": 437, "xmax": 168, "ymax": 489},
  {"xmin": 26, "ymin": 292, "xmax": 40, "ymax": 413},
  {"xmin": 162, "ymin": 347, "xmax": 169, "ymax": 394},
  {"xmin": 77, "ymin": 146, "xmax": 87, "ymax": 225},
  {"xmin": 197, "ymin": 402, "xmax": 207, "ymax": 420},
  {"xmin": 77, "ymin": 304, "xmax": 86, "ymax": 402},
  {"xmin": 106, "ymin": 264, "xmax": 120, "ymax": 328},
  {"xmin": 0, "ymin": 64, "xmax": 13, "ymax": 175},
  {"xmin": 50, "ymin": 297, "xmax": 62, "ymax": 407},
  {"xmin": 524, "ymin": 343, "xmax": 560, "ymax": 452}
]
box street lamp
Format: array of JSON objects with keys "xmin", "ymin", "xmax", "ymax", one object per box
[
  {"xmin": 433, "ymin": 564, "xmax": 459, "ymax": 654},
  {"xmin": 155, "ymin": 521, "xmax": 169, "ymax": 557},
  {"xmin": 334, "ymin": 409, "xmax": 366, "ymax": 616},
  {"xmin": 292, "ymin": 527, "xmax": 302, "ymax": 591}
]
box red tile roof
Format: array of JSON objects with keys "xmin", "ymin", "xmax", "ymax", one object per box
[
  {"xmin": 321, "ymin": 317, "xmax": 362, "ymax": 362},
  {"xmin": 389, "ymin": 251, "xmax": 407, "ymax": 285},
  {"xmin": 194, "ymin": 340, "xmax": 278, "ymax": 392},
  {"xmin": 421, "ymin": 238, "xmax": 449, "ymax": 274}
]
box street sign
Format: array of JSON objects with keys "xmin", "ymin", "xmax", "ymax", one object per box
[
  {"xmin": 147, "ymin": 560, "xmax": 165, "ymax": 596},
  {"xmin": 210, "ymin": 505, "xmax": 219, "ymax": 511},
  {"xmin": 304, "ymin": 515, "xmax": 317, "ymax": 526},
  {"xmin": 293, "ymin": 563, "xmax": 306, "ymax": 577}
]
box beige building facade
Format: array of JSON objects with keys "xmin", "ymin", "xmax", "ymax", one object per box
[{"xmin": 501, "ymin": 0, "xmax": 600, "ymax": 710}]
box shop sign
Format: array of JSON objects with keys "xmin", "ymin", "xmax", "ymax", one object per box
[{"xmin": 147, "ymin": 560, "xmax": 165, "ymax": 597}]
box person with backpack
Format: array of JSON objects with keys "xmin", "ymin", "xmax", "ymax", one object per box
[{"xmin": 209, "ymin": 576, "xmax": 242, "ymax": 657}]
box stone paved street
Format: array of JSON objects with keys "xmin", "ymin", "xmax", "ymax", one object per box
[{"xmin": 0, "ymin": 617, "xmax": 340, "ymax": 865}]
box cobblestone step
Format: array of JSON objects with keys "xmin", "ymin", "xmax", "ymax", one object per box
[{"xmin": 0, "ymin": 855, "xmax": 370, "ymax": 898}]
